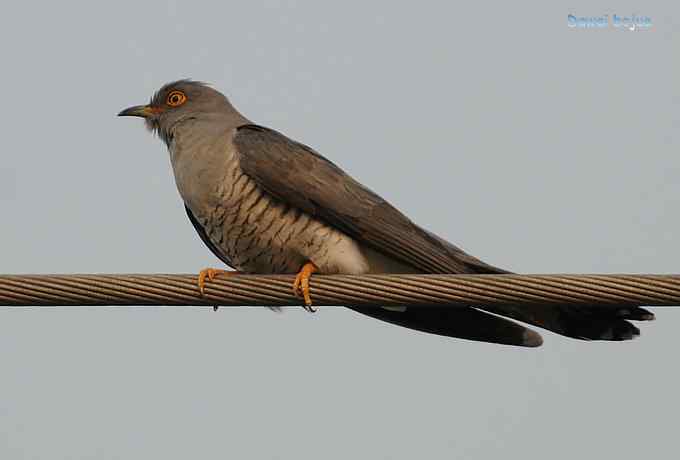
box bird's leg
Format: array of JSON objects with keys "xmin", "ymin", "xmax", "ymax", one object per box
[
  {"xmin": 292, "ymin": 262, "xmax": 318, "ymax": 312},
  {"xmin": 197, "ymin": 268, "xmax": 240, "ymax": 295}
]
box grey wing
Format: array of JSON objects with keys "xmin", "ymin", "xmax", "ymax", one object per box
[
  {"xmin": 185, "ymin": 205, "xmax": 235, "ymax": 269},
  {"xmin": 234, "ymin": 124, "xmax": 503, "ymax": 275}
]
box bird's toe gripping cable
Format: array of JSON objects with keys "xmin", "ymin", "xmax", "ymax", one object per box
[
  {"xmin": 197, "ymin": 268, "xmax": 240, "ymax": 296},
  {"xmin": 292, "ymin": 262, "xmax": 318, "ymax": 312}
]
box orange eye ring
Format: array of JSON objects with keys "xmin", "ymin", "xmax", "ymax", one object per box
[{"xmin": 166, "ymin": 90, "xmax": 187, "ymax": 107}]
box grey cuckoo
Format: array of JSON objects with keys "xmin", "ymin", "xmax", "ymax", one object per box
[{"xmin": 118, "ymin": 79, "xmax": 654, "ymax": 347}]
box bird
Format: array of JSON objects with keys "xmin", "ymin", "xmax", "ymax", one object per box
[{"xmin": 118, "ymin": 79, "xmax": 654, "ymax": 347}]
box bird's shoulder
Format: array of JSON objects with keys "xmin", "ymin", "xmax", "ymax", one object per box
[{"xmin": 233, "ymin": 124, "xmax": 345, "ymax": 173}]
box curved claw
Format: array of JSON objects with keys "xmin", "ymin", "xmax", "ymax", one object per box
[
  {"xmin": 292, "ymin": 262, "xmax": 318, "ymax": 311},
  {"xmin": 197, "ymin": 268, "xmax": 238, "ymax": 295}
]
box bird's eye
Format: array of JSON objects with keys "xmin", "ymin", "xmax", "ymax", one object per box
[{"xmin": 166, "ymin": 90, "xmax": 187, "ymax": 107}]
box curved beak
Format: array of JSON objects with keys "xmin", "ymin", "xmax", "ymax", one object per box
[{"xmin": 117, "ymin": 104, "xmax": 155, "ymax": 118}]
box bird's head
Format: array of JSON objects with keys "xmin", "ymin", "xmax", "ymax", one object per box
[{"xmin": 118, "ymin": 79, "xmax": 241, "ymax": 143}]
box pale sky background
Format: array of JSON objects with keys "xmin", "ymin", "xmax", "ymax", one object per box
[{"xmin": 0, "ymin": 1, "xmax": 678, "ymax": 459}]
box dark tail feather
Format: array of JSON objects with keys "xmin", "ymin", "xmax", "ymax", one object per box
[
  {"xmin": 482, "ymin": 304, "xmax": 655, "ymax": 342},
  {"xmin": 425, "ymin": 232, "xmax": 655, "ymax": 342},
  {"xmin": 348, "ymin": 306, "xmax": 543, "ymax": 347}
]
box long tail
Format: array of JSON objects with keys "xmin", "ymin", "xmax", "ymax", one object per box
[
  {"xmin": 436, "ymin": 231, "xmax": 654, "ymax": 345},
  {"xmin": 464, "ymin": 264, "xmax": 656, "ymax": 344},
  {"xmin": 348, "ymin": 231, "xmax": 655, "ymax": 346},
  {"xmin": 348, "ymin": 300, "xmax": 653, "ymax": 347},
  {"xmin": 481, "ymin": 302, "xmax": 654, "ymax": 342}
]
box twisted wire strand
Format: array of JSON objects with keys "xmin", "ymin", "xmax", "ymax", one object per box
[{"xmin": 1, "ymin": 274, "xmax": 680, "ymax": 307}]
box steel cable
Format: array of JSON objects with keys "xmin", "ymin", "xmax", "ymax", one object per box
[{"xmin": 1, "ymin": 274, "xmax": 680, "ymax": 308}]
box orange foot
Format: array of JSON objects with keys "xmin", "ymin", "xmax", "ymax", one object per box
[
  {"xmin": 197, "ymin": 268, "xmax": 240, "ymax": 295},
  {"xmin": 292, "ymin": 262, "xmax": 318, "ymax": 312}
]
